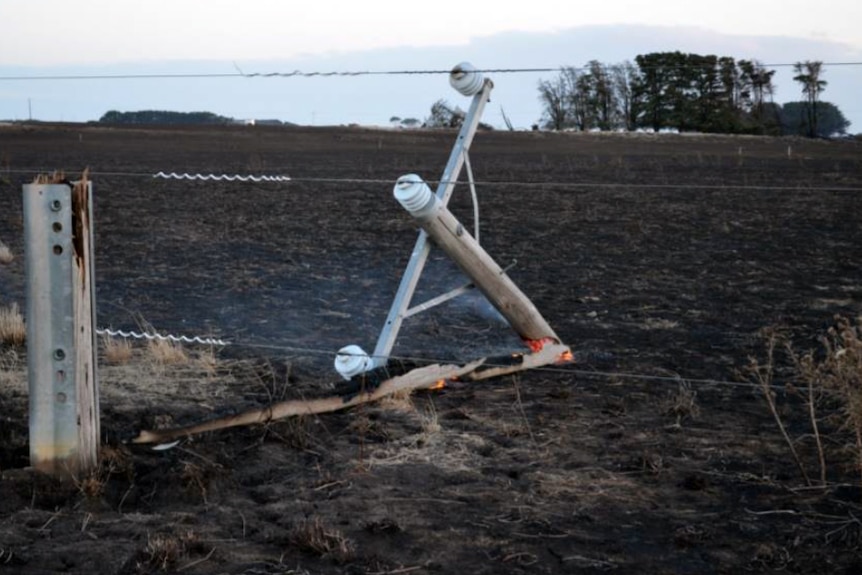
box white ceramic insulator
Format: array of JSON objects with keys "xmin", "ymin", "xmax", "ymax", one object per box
[
  {"xmin": 394, "ymin": 174, "xmax": 437, "ymax": 220},
  {"xmin": 449, "ymin": 62, "xmax": 485, "ymax": 96},
  {"xmin": 335, "ymin": 344, "xmax": 372, "ymax": 380}
]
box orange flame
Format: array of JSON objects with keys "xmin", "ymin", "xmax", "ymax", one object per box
[
  {"xmin": 525, "ymin": 337, "xmax": 556, "ymax": 353},
  {"xmin": 429, "ymin": 380, "xmax": 446, "ymax": 391},
  {"xmin": 556, "ymin": 349, "xmax": 575, "ymax": 364}
]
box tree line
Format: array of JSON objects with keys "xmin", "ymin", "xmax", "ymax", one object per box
[
  {"xmin": 537, "ymin": 53, "xmax": 850, "ymax": 137},
  {"xmin": 99, "ymin": 110, "xmax": 233, "ymax": 125}
]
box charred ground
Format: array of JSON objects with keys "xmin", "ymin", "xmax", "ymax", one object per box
[{"xmin": 1, "ymin": 124, "xmax": 861, "ymax": 574}]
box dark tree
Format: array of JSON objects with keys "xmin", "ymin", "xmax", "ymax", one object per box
[
  {"xmin": 611, "ymin": 61, "xmax": 640, "ymax": 131},
  {"xmin": 793, "ymin": 61, "xmax": 828, "ymax": 138},
  {"xmin": 781, "ymin": 101, "xmax": 850, "ymax": 137},
  {"xmin": 537, "ymin": 72, "xmax": 571, "ymax": 130}
]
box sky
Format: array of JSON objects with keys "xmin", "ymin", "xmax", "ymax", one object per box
[
  {"xmin": 1, "ymin": 1, "xmax": 860, "ymax": 130},
  {"xmin": 1, "ymin": 0, "xmax": 860, "ymax": 65}
]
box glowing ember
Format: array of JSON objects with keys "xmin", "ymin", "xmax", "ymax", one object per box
[
  {"xmin": 429, "ymin": 380, "xmax": 446, "ymax": 391},
  {"xmin": 556, "ymin": 349, "xmax": 575, "ymax": 364},
  {"xmin": 525, "ymin": 337, "xmax": 557, "ymax": 353}
]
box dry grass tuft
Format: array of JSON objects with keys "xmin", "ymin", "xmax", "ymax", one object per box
[
  {"xmin": 378, "ymin": 388, "xmax": 416, "ymax": 413},
  {"xmin": 148, "ymin": 338, "xmax": 188, "ymax": 364},
  {"xmin": 194, "ymin": 347, "xmax": 218, "ymax": 376},
  {"xmin": 289, "ymin": 517, "xmax": 354, "ymax": 563},
  {"xmin": 101, "ymin": 334, "xmax": 133, "ymax": 364},
  {"xmin": 0, "ymin": 303, "xmax": 26, "ymax": 346},
  {"xmin": 664, "ymin": 380, "xmax": 700, "ymax": 425},
  {"xmin": 419, "ymin": 402, "xmax": 441, "ymax": 436},
  {"xmin": 144, "ymin": 531, "xmax": 199, "ymax": 571},
  {"xmin": 0, "ymin": 348, "xmax": 23, "ymax": 388},
  {"xmin": 73, "ymin": 445, "xmax": 135, "ymax": 499},
  {"xmin": 0, "ymin": 241, "xmax": 12, "ymax": 265}
]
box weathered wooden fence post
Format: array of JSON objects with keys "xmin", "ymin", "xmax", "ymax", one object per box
[{"xmin": 23, "ymin": 173, "xmax": 99, "ymax": 477}]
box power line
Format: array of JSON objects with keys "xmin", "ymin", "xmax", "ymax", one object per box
[
  {"xmin": 1, "ymin": 62, "xmax": 861, "ymax": 82},
  {"xmin": 202, "ymin": 337, "xmax": 791, "ymax": 394}
]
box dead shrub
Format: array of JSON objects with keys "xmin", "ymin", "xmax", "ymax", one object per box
[
  {"xmin": 289, "ymin": 517, "xmax": 354, "ymax": 563},
  {"xmin": 743, "ymin": 318, "xmax": 862, "ymax": 488},
  {"xmin": 0, "ymin": 303, "xmax": 25, "ymax": 347},
  {"xmin": 798, "ymin": 317, "xmax": 862, "ymax": 485}
]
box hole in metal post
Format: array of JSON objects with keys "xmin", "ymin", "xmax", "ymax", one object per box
[
  {"xmin": 52, "ymin": 222, "xmax": 63, "ymax": 233},
  {"xmin": 56, "ymin": 370, "xmax": 66, "ymax": 383},
  {"xmin": 53, "ymin": 245, "xmax": 63, "ymax": 255},
  {"xmin": 53, "ymin": 349, "xmax": 66, "ymax": 361},
  {"xmin": 50, "ymin": 200, "xmax": 62, "ymax": 212},
  {"xmin": 56, "ymin": 392, "xmax": 67, "ymax": 404}
]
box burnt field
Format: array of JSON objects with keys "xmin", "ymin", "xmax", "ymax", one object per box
[{"xmin": 1, "ymin": 123, "xmax": 862, "ymax": 574}]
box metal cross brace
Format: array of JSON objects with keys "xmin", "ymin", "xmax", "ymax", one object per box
[{"xmin": 370, "ymin": 79, "xmax": 494, "ymax": 368}]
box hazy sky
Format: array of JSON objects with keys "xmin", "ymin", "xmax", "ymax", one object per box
[{"xmin": 1, "ymin": 0, "xmax": 860, "ymax": 65}]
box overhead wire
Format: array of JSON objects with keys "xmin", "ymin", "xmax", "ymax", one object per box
[{"xmin": 1, "ymin": 62, "xmax": 862, "ymax": 82}]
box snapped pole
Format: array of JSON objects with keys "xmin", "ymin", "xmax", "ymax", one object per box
[
  {"xmin": 23, "ymin": 177, "xmax": 99, "ymax": 477},
  {"xmin": 370, "ymin": 79, "xmax": 494, "ymax": 367},
  {"xmin": 394, "ymin": 176, "xmax": 559, "ymax": 344}
]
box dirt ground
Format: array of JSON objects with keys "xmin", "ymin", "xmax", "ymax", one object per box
[{"xmin": 1, "ymin": 123, "xmax": 862, "ymax": 574}]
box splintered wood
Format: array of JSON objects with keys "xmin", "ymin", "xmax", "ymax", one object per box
[{"xmin": 131, "ymin": 343, "xmax": 571, "ymax": 445}]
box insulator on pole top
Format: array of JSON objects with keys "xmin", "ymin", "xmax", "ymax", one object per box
[
  {"xmin": 393, "ymin": 174, "xmax": 435, "ymax": 219},
  {"xmin": 449, "ymin": 62, "xmax": 485, "ymax": 96}
]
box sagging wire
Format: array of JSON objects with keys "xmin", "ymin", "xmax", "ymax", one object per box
[
  {"xmin": 92, "ymin": 324, "xmax": 796, "ymax": 394},
  {"xmin": 219, "ymin": 338, "xmax": 792, "ymax": 394}
]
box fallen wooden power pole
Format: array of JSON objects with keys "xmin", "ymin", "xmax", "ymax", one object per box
[
  {"xmin": 394, "ymin": 174, "xmax": 560, "ymax": 345},
  {"xmin": 130, "ymin": 342, "xmax": 570, "ymax": 445}
]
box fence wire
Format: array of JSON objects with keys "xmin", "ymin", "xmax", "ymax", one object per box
[{"xmin": 3, "ymin": 168, "xmax": 860, "ymax": 193}]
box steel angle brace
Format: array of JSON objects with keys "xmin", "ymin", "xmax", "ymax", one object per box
[{"xmin": 370, "ymin": 80, "xmax": 493, "ymax": 368}]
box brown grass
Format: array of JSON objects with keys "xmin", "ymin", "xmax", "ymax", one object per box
[
  {"xmin": 148, "ymin": 338, "xmax": 188, "ymax": 364},
  {"xmin": 101, "ymin": 334, "xmax": 133, "ymax": 364},
  {"xmin": 0, "ymin": 303, "xmax": 25, "ymax": 346}
]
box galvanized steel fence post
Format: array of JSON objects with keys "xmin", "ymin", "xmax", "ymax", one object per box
[{"xmin": 23, "ymin": 177, "xmax": 99, "ymax": 477}]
